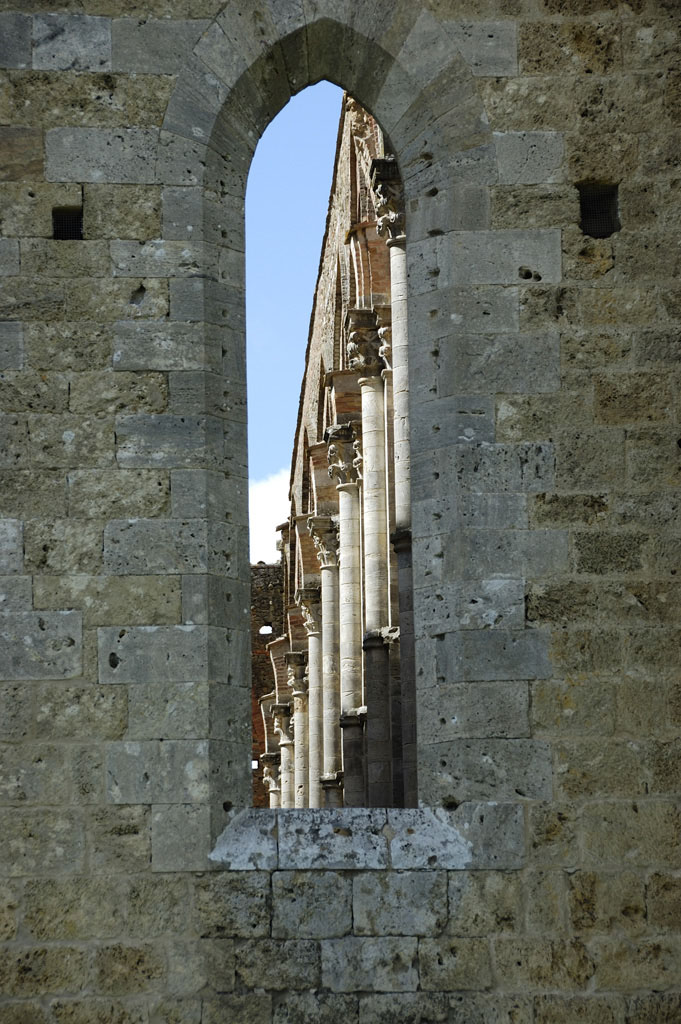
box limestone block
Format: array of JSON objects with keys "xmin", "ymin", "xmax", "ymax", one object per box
[
  {"xmin": 65, "ymin": 278, "xmax": 168, "ymax": 322},
  {"xmin": 0, "ymin": 610, "xmax": 81, "ymax": 681},
  {"xmin": 353, "ymin": 871, "xmax": 447, "ymax": 936},
  {"xmin": 22, "ymin": 877, "xmax": 126, "ymax": 940},
  {"xmin": 278, "ymin": 809, "xmax": 389, "ymax": 870},
  {"xmin": 235, "ymin": 939, "xmax": 320, "ymax": 990},
  {"xmin": 581, "ymin": 800, "xmax": 681, "ymax": 868},
  {"xmin": 0, "ymin": 238, "xmax": 19, "ymax": 276},
  {"xmin": 67, "ymin": 469, "xmax": 169, "ymax": 518},
  {"xmin": 407, "ymin": 184, "xmax": 491, "ymax": 243},
  {"xmin": 422, "ymin": 738, "xmax": 552, "ymax": 802},
  {"xmin": 418, "ymin": 936, "xmax": 492, "ymax": 990},
  {"xmin": 28, "ymin": 414, "xmax": 114, "ymax": 468},
  {"xmin": 0, "ymin": 809, "xmax": 85, "ymax": 876},
  {"xmin": 437, "ymin": 331, "xmax": 560, "ymax": 395},
  {"xmin": 86, "ymin": 805, "xmax": 150, "ymax": 874},
  {"xmin": 181, "ymin": 574, "xmax": 249, "ymax": 627},
  {"xmin": 46, "ymin": 128, "xmax": 158, "ymax": 184},
  {"xmin": 107, "ymin": 739, "xmax": 209, "ymax": 803},
  {"xmin": 194, "ymin": 870, "xmax": 272, "ymax": 937},
  {"xmin": 358, "ymin": 993, "xmax": 447, "ymax": 1024},
  {"xmin": 112, "ymin": 19, "xmax": 209, "ymax": 74},
  {"xmin": 202, "ymin": 994, "xmax": 271, "ymax": 1024},
  {"xmin": 127, "ymin": 681, "xmax": 208, "ymax": 739},
  {"xmin": 595, "ymin": 371, "xmax": 673, "ymax": 425},
  {"xmin": 459, "ymin": 493, "xmax": 528, "ymax": 529},
  {"xmin": 165, "ymin": 936, "xmax": 235, "ymax": 997},
  {"xmin": 449, "ymin": 871, "xmax": 523, "ymax": 936},
  {"xmin": 0, "ymin": 370, "xmax": 69, "ymax": 413},
  {"xmin": 452, "ymin": 441, "xmax": 555, "ymax": 493},
  {"xmin": 568, "ymin": 870, "xmax": 646, "ymax": 936},
  {"xmin": 150, "ymin": 803, "xmax": 212, "ymax": 873},
  {"xmin": 50, "ymin": 999, "xmax": 151, "ymax": 1024},
  {"xmin": 494, "ymin": 132, "xmax": 564, "ymax": 184},
  {"xmin": 415, "ymin": 578, "xmax": 524, "ymax": 635},
  {"xmin": 84, "ymin": 184, "xmax": 162, "ymax": 241},
  {"xmin": 446, "ymin": 21, "xmax": 517, "ymax": 76},
  {"xmin": 647, "ymin": 873, "xmax": 681, "ymax": 930},
  {"xmin": 114, "ymin": 413, "xmax": 224, "ymax": 469},
  {"xmin": 418, "ymin": 680, "xmax": 530, "ymax": 741},
  {"xmin": 0, "ymin": 13, "xmax": 30, "ymax": 68},
  {"xmin": 0, "ymin": 945, "xmax": 90, "ymax": 997},
  {"xmin": 111, "ymin": 240, "xmax": 213, "ymax": 279},
  {"xmin": 34, "ymin": 683, "xmax": 126, "ymax": 740},
  {"xmin": 156, "ymin": 131, "xmax": 210, "ymax": 188},
  {"xmin": 0, "ymin": 470, "xmax": 66, "ymax": 519},
  {"xmin": 34, "ymin": 574, "xmax": 180, "ymax": 627},
  {"xmin": 453, "ymin": 527, "xmax": 569, "ymax": 578},
  {"xmin": 162, "ymin": 186, "xmax": 206, "ymax": 241},
  {"xmin": 0, "ymin": 519, "xmax": 22, "ymax": 574},
  {"xmin": 98, "ymin": 624, "xmax": 209, "ymax": 684},
  {"xmin": 409, "ymin": 230, "xmax": 561, "ymax": 293},
  {"xmin": 449, "ymin": 993, "xmax": 533, "ymax": 1024},
  {"xmin": 0, "ymin": 322, "xmax": 23, "ymax": 370},
  {"xmin": 91, "ymin": 942, "xmax": 165, "ymax": 995},
  {"xmin": 0, "ymin": 743, "xmax": 67, "ymax": 804},
  {"xmin": 0, "ymin": 126, "xmax": 43, "ymax": 181},
  {"xmin": 0, "ymin": 576, "xmax": 31, "ymax": 613},
  {"xmin": 495, "ymin": 936, "xmax": 595, "ymax": 989},
  {"xmin": 0, "ymin": 880, "xmax": 19, "ymax": 939},
  {"xmin": 492, "ymin": 184, "xmax": 579, "ymax": 230},
  {"xmin": 519, "ymin": 21, "xmax": 621, "ymax": 76},
  {"xmin": 113, "ymin": 321, "xmax": 220, "ymax": 371},
  {"xmin": 555, "ymin": 429, "xmax": 625, "ymax": 490},
  {"xmin": 386, "ymin": 808, "xmax": 472, "ymax": 870},
  {"xmin": 322, "ymin": 936, "xmax": 418, "ymax": 992},
  {"xmin": 33, "ymin": 15, "xmax": 111, "ymax": 71},
  {"xmin": 25, "ymin": 518, "xmax": 103, "ymax": 574},
  {"xmin": 70, "ymin": 371, "xmax": 168, "ymax": 416},
  {"xmin": 531, "ymin": 677, "xmax": 615, "ymax": 737},
  {"xmin": 271, "ymin": 871, "xmax": 351, "ymax": 939},
  {"xmin": 25, "ymin": 322, "xmax": 112, "ymax": 372},
  {"xmin": 533, "ymin": 995, "xmax": 623, "ymax": 1024},
  {"xmin": 434, "ymin": 628, "xmax": 552, "ymax": 682},
  {"xmin": 411, "ymin": 394, "xmax": 494, "ymax": 454},
  {"xmin": 20, "ymin": 240, "xmax": 107, "ymax": 279},
  {"xmin": 275, "ymin": 992, "xmax": 359, "ymax": 1024},
  {"xmin": 497, "ymin": 392, "xmax": 592, "ymax": 444},
  {"xmin": 102, "ymin": 520, "xmax": 238, "ymax": 576},
  {"xmin": 625, "ymin": 995, "xmax": 681, "ymax": 1024}
]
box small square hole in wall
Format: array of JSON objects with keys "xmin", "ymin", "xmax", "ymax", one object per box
[
  {"xmin": 53, "ymin": 206, "xmax": 83, "ymax": 240},
  {"xmin": 577, "ymin": 182, "xmax": 620, "ymax": 239}
]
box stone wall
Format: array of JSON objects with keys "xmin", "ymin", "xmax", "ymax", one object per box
[{"xmin": 1, "ymin": 1, "xmax": 680, "ymax": 1020}]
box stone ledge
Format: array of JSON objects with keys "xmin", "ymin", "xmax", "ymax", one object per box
[{"xmin": 209, "ymin": 803, "xmax": 523, "ymax": 872}]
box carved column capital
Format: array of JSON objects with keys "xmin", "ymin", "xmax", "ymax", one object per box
[
  {"xmin": 327, "ymin": 422, "xmax": 360, "ymax": 487},
  {"xmin": 371, "ymin": 157, "xmax": 405, "ymax": 246},
  {"xmin": 345, "ymin": 307, "xmax": 382, "ymax": 375},
  {"xmin": 308, "ymin": 515, "xmax": 338, "ymax": 568},
  {"xmin": 272, "ymin": 703, "xmax": 293, "ymax": 746},
  {"xmin": 297, "ymin": 587, "xmax": 321, "ymax": 636},
  {"xmin": 286, "ymin": 650, "xmax": 307, "ymax": 697}
]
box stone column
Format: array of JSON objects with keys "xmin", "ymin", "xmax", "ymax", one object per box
[
  {"xmin": 272, "ymin": 703, "xmax": 294, "ymax": 809},
  {"xmin": 328, "ymin": 423, "xmax": 365, "ymax": 807},
  {"xmin": 347, "ymin": 308, "xmax": 393, "ymax": 807},
  {"xmin": 286, "ymin": 651, "xmax": 308, "ymax": 808},
  {"xmin": 308, "ymin": 515, "xmax": 343, "ymax": 808},
  {"xmin": 261, "ymin": 752, "xmax": 281, "ymax": 809},
  {"xmin": 298, "ymin": 587, "xmax": 323, "ymax": 808}
]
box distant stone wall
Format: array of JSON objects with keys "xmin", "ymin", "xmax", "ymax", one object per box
[
  {"xmin": 1, "ymin": 1, "xmax": 680, "ymax": 1021},
  {"xmin": 250, "ymin": 561, "xmax": 284, "ymax": 807}
]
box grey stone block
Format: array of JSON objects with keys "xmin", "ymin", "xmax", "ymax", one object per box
[
  {"xmin": 322, "ymin": 936, "xmax": 418, "ymax": 992},
  {"xmin": 411, "ymin": 286, "xmax": 519, "ymax": 339},
  {"xmin": 0, "ymin": 576, "xmax": 31, "ymax": 612},
  {"xmin": 410, "ymin": 230, "xmax": 561, "ymax": 292},
  {"xmin": 181, "ymin": 574, "xmax": 249, "ymax": 627},
  {"xmin": 0, "ymin": 520, "xmax": 22, "ymax": 574},
  {"xmin": 0, "ymin": 323, "xmax": 24, "ymax": 370},
  {"xmin": 448, "ymin": 21, "xmax": 517, "ymax": 77},
  {"xmin": 437, "ymin": 331, "xmax": 561, "ymax": 396},
  {"xmin": 359, "ymin": 994, "xmax": 448, "ymax": 1024},
  {"xmin": 163, "ymin": 54, "xmax": 231, "ymax": 150},
  {"xmin": 495, "ymin": 132, "xmax": 565, "ymax": 185},
  {"xmin": 0, "ymin": 13, "xmax": 30, "ymax": 68},
  {"xmin": 171, "ymin": 469, "xmax": 245, "ymax": 524},
  {"xmin": 422, "ymin": 738, "xmax": 553, "ymax": 802},
  {"xmin": 102, "ymin": 519, "xmax": 239, "ymax": 576},
  {"xmin": 411, "ymin": 395, "xmax": 494, "ymax": 454},
  {"xmin": 386, "ymin": 808, "xmax": 473, "ymax": 870},
  {"xmin": 106, "ymin": 739, "xmax": 209, "ymax": 803},
  {"xmin": 272, "ymin": 871, "xmax": 352, "ymax": 938},
  {"xmin": 33, "ymin": 14, "xmax": 111, "ymax": 71},
  {"xmin": 452, "ymin": 803, "xmax": 525, "ymax": 871},
  {"xmin": 433, "ymin": 628, "xmax": 552, "ymax": 682},
  {"xmin": 111, "ymin": 240, "xmax": 214, "ymax": 279},
  {"xmin": 415, "ymin": 578, "xmax": 525, "ymax": 636},
  {"xmin": 209, "ymin": 809, "xmax": 278, "ymax": 871},
  {"xmin": 127, "ymin": 681, "xmax": 209, "ymax": 740},
  {"xmin": 113, "ymin": 321, "xmax": 221, "ymax": 372},
  {"xmin": 418, "ymin": 681, "xmax": 530, "ymax": 741},
  {"xmin": 156, "ymin": 132, "xmax": 210, "ymax": 188},
  {"xmin": 452, "ymin": 442, "xmax": 555, "ymax": 493},
  {"xmin": 0, "ymin": 809, "xmax": 85, "ymax": 876},
  {"xmin": 114, "ymin": 413, "xmax": 224, "ymax": 469},
  {"xmin": 112, "ymin": 18, "xmax": 209, "ymax": 74},
  {"xmin": 278, "ymin": 809, "xmax": 389, "ymax": 870},
  {"xmin": 406, "ymin": 184, "xmax": 490, "ymax": 243},
  {"xmin": 46, "ymin": 128, "xmax": 158, "ymax": 184},
  {"xmin": 451, "ymin": 528, "xmax": 569, "ymax": 578},
  {"xmin": 419, "ymin": 935, "xmax": 493, "ymax": 991},
  {"xmin": 98, "ymin": 624, "xmax": 208, "ymax": 683},
  {"xmin": 0, "ymin": 240, "xmax": 19, "ymax": 276},
  {"xmin": 353, "ymin": 871, "xmax": 447, "ymax": 936},
  {"xmin": 0, "ymin": 611, "xmax": 82, "ymax": 681}
]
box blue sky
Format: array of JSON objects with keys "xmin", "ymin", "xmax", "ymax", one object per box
[{"xmin": 246, "ymin": 80, "xmax": 344, "ymax": 561}]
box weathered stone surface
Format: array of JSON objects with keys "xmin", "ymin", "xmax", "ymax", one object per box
[
  {"xmin": 28, "ymin": 414, "xmax": 114, "ymax": 468},
  {"xmin": 419, "ymin": 936, "xmax": 493, "ymax": 990},
  {"xmin": 0, "ymin": 322, "xmax": 23, "ymax": 370},
  {"xmin": 0, "ymin": 13, "xmax": 30, "ymax": 68},
  {"xmin": 0, "ymin": 682, "xmax": 32, "ymax": 740},
  {"xmin": 33, "ymin": 14, "xmax": 111, "ymax": 71},
  {"xmin": 0, "ymin": 742, "xmax": 67, "ymax": 804},
  {"xmin": 591, "ymin": 936, "xmax": 681, "ymax": 991},
  {"xmin": 50, "ymin": 999, "xmax": 148, "ymax": 1024},
  {"xmin": 67, "ymin": 469, "xmax": 169, "ymax": 518},
  {"xmin": 422, "ymin": 737, "xmax": 552, "ymax": 803},
  {"xmin": 194, "ymin": 871, "xmax": 272, "ymax": 938},
  {"xmin": 452, "ymin": 441, "xmax": 555, "ymax": 492},
  {"xmin": 533, "ymin": 995, "xmax": 624, "ymax": 1024},
  {"xmin": 410, "ymin": 230, "xmax": 561, "ymax": 292},
  {"xmin": 581, "ymin": 800, "xmax": 681, "ymax": 868},
  {"xmin": 235, "ymin": 939, "xmax": 320, "ymax": 990},
  {"xmin": 34, "ymin": 683, "xmax": 127, "ymax": 739},
  {"xmin": 568, "ymin": 870, "xmax": 646, "ymax": 935},
  {"xmin": 278, "ymin": 809, "xmax": 389, "ymax": 870},
  {"xmin": 24, "ymin": 322, "xmax": 112, "ymax": 371},
  {"xmin": 0, "ymin": 369, "xmax": 69, "ymax": 413},
  {"xmin": 0, "ymin": 127, "xmax": 43, "ymax": 181},
  {"xmin": 359, "ymin": 993, "xmax": 447, "ymax": 1024},
  {"xmin": 64, "ymin": 277, "xmax": 168, "ymax": 321},
  {"xmin": 113, "ymin": 321, "xmax": 220, "ymax": 371},
  {"xmin": 323, "ymin": 937, "xmax": 418, "ymax": 992},
  {"xmin": 92, "ymin": 942, "xmax": 165, "ymax": 995},
  {"xmin": 415, "ymin": 578, "xmax": 524, "ymax": 635},
  {"xmin": 272, "ymin": 870, "xmax": 351, "ymax": 938},
  {"xmin": 88, "ymin": 805, "xmax": 150, "ymax": 873},
  {"xmin": 0, "ymin": 518, "xmax": 22, "ymax": 573},
  {"xmin": 84, "ymin": 184, "xmax": 162, "ymax": 240},
  {"xmin": 0, "ymin": 610, "xmax": 81, "ymax": 680},
  {"xmin": 114, "ymin": 413, "xmax": 224, "ymax": 469},
  {"xmin": 432, "ymin": 628, "xmax": 552, "ymax": 682},
  {"xmin": 151, "ymin": 803, "xmax": 212, "ymax": 873},
  {"xmin": 46, "ymin": 128, "xmax": 158, "ymax": 184},
  {"xmin": 495, "ymin": 937, "xmax": 595, "ymax": 989},
  {"xmin": 112, "ymin": 18, "xmax": 209, "ymax": 74},
  {"xmin": 102, "ymin": 520, "xmax": 238, "ymax": 576},
  {"xmin": 276, "ymin": 992, "xmax": 359, "ymax": 1024},
  {"xmin": 0, "ymin": 809, "xmax": 85, "ymax": 876},
  {"xmin": 34, "ymin": 574, "xmax": 180, "ymax": 627},
  {"xmin": 0, "ymin": 945, "xmax": 89, "ymax": 996},
  {"xmin": 24, "ymin": 519, "xmax": 103, "ymax": 574},
  {"xmin": 418, "ymin": 681, "xmax": 530, "ymax": 741},
  {"xmin": 202, "ymin": 994, "xmax": 271, "ymax": 1024},
  {"xmin": 494, "ymin": 131, "xmax": 564, "ymax": 184},
  {"xmin": 353, "ymin": 871, "xmax": 447, "ymax": 936}
]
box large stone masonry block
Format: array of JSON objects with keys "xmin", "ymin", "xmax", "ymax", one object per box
[
  {"xmin": 352, "ymin": 871, "xmax": 447, "ymax": 936},
  {"xmin": 0, "ymin": 240, "xmax": 19, "ymax": 276},
  {"xmin": 451, "ymin": 442, "xmax": 555, "ymax": 493},
  {"xmin": 421, "ymin": 737, "xmax": 552, "ymax": 802},
  {"xmin": 419, "ymin": 936, "xmax": 493, "ymax": 991},
  {"xmin": 97, "ymin": 623, "xmax": 217, "ymax": 684},
  {"xmin": 494, "ymin": 132, "xmax": 564, "ymax": 184},
  {"xmin": 152, "ymin": 803, "xmax": 212, "ymax": 872},
  {"xmin": 410, "ymin": 230, "xmax": 561, "ymax": 292},
  {"xmin": 410, "ymin": 286, "xmax": 519, "ymax": 339},
  {"xmin": 0, "ymin": 809, "xmax": 85, "ymax": 876},
  {"xmin": 0, "ymin": 576, "xmax": 31, "ymax": 612},
  {"xmin": 114, "ymin": 413, "xmax": 224, "ymax": 468},
  {"xmin": 433, "ymin": 628, "xmax": 552, "ymax": 683},
  {"xmin": 0, "ymin": 13, "xmax": 30, "ymax": 68},
  {"xmin": 236, "ymin": 939, "xmax": 321, "ymax": 991},
  {"xmin": 0, "ymin": 519, "xmax": 22, "ymax": 574},
  {"xmin": 46, "ymin": 128, "xmax": 158, "ymax": 184},
  {"xmin": 112, "ymin": 18, "xmax": 209, "ymax": 74},
  {"xmin": 111, "ymin": 240, "xmax": 215, "ymax": 279},
  {"xmin": 415, "ymin": 578, "xmax": 524, "ymax": 636},
  {"xmin": 451, "ymin": 527, "xmax": 569, "ymax": 578},
  {"xmin": 0, "ymin": 323, "xmax": 24, "ymax": 370},
  {"xmin": 322, "ymin": 937, "xmax": 418, "ymax": 992},
  {"xmin": 0, "ymin": 127, "xmax": 43, "ymax": 181},
  {"xmin": 278, "ymin": 809, "xmax": 389, "ymax": 871},
  {"xmin": 113, "ymin": 321, "xmax": 221, "ymax": 372},
  {"xmin": 33, "ymin": 14, "xmax": 111, "ymax": 71},
  {"xmin": 447, "ymin": 21, "xmax": 517, "ymax": 77},
  {"xmin": 127, "ymin": 679, "xmax": 208, "ymax": 740},
  {"xmin": 0, "ymin": 611, "xmax": 82, "ymax": 680},
  {"xmin": 106, "ymin": 739, "xmax": 209, "ymax": 803},
  {"xmin": 103, "ymin": 519, "xmax": 239, "ymax": 576},
  {"xmin": 171, "ymin": 469, "xmax": 244, "ymax": 524},
  {"xmin": 419, "ymin": 680, "xmax": 530, "ymax": 741},
  {"xmin": 272, "ymin": 871, "xmax": 352, "ymax": 939},
  {"xmin": 411, "ymin": 394, "xmax": 494, "ymax": 454},
  {"xmin": 436, "ymin": 331, "xmax": 560, "ymax": 396}
]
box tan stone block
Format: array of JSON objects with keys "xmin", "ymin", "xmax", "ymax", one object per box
[
  {"xmin": 0, "ymin": 183, "xmax": 82, "ymax": 237},
  {"xmin": 25, "ymin": 322, "xmax": 113, "ymax": 371},
  {"xmin": 70, "ymin": 371, "xmax": 168, "ymax": 415},
  {"xmin": 0, "ymin": 371, "xmax": 68, "ymax": 414},
  {"xmin": 92, "ymin": 943, "xmax": 165, "ymax": 995},
  {"xmin": 84, "ymin": 184, "xmax": 161, "ymax": 240},
  {"xmin": 581, "ymin": 800, "xmax": 681, "ymax": 867},
  {"xmin": 166, "ymin": 937, "xmax": 235, "ymax": 997},
  {"xmin": 627, "ymin": 627, "xmax": 681, "ymax": 675},
  {"xmin": 67, "ymin": 468, "xmax": 170, "ymax": 518},
  {"xmin": 125, "ymin": 877, "xmax": 190, "ymax": 939},
  {"xmin": 88, "ymin": 805, "xmax": 151, "ymax": 874},
  {"xmin": 568, "ymin": 871, "xmax": 646, "ymax": 935},
  {"xmin": 591, "ymin": 936, "xmax": 681, "ymax": 990},
  {"xmin": 491, "ymin": 185, "xmax": 579, "ymax": 230},
  {"xmin": 0, "ymin": 126, "xmax": 43, "ymax": 181},
  {"xmin": 0, "ymin": 946, "xmax": 89, "ymax": 996},
  {"xmin": 23, "ymin": 877, "xmax": 126, "ymax": 940},
  {"xmin": 235, "ymin": 939, "xmax": 320, "ymax": 991},
  {"xmin": 627, "ymin": 428, "xmax": 681, "ymax": 490},
  {"xmin": 625, "ymin": 994, "xmax": 681, "ymax": 1024},
  {"xmin": 529, "ymin": 494, "xmax": 609, "ymax": 529},
  {"xmin": 567, "ymin": 131, "xmax": 639, "ymax": 183},
  {"xmin": 574, "ymin": 531, "xmax": 650, "ymax": 575},
  {"xmin": 28, "ymin": 414, "xmax": 114, "ymax": 469},
  {"xmin": 622, "ymin": 17, "xmax": 680, "ymax": 69},
  {"xmin": 272, "ymin": 870, "xmax": 352, "ymax": 939},
  {"xmin": 525, "ymin": 870, "xmax": 568, "ymax": 934},
  {"xmin": 25, "ymin": 519, "xmax": 103, "ymax": 574},
  {"xmin": 34, "ymin": 575, "xmax": 180, "ymax": 627},
  {"xmin": 418, "ymin": 936, "xmax": 493, "ymax": 991},
  {"xmin": 647, "ymin": 873, "xmax": 681, "ymax": 930},
  {"xmin": 0, "ymin": 742, "xmax": 68, "ymax": 804},
  {"xmin": 519, "ymin": 21, "xmax": 622, "ymax": 76},
  {"xmin": 495, "ymin": 936, "xmax": 595, "ymax": 989},
  {"xmin": 448, "ymin": 871, "xmax": 521, "ymax": 936},
  {"xmin": 562, "ymin": 227, "xmax": 615, "ymax": 282},
  {"xmin": 0, "ymin": 277, "xmax": 64, "ymax": 320},
  {"xmin": 51, "ymin": 1000, "xmax": 148, "ymax": 1024},
  {"xmin": 616, "ymin": 675, "xmax": 668, "ymax": 737},
  {"xmin": 0, "ymin": 1003, "xmax": 50, "ymax": 1024},
  {"xmin": 21, "ymin": 239, "xmax": 109, "ymax": 278},
  {"xmin": 529, "ymin": 802, "xmax": 579, "ymax": 864},
  {"xmin": 70, "ymin": 743, "xmax": 105, "ymax": 804},
  {"xmin": 149, "ymin": 998, "xmax": 201, "ymax": 1024},
  {"xmin": 496, "ymin": 392, "xmax": 592, "ymax": 443},
  {"xmin": 0, "ymin": 880, "xmax": 19, "ymax": 939},
  {"xmin": 533, "ymin": 994, "xmax": 624, "ymax": 1024},
  {"xmin": 64, "ymin": 278, "xmax": 168, "ymax": 321},
  {"xmin": 531, "ymin": 677, "xmax": 615, "ymax": 736},
  {"xmin": 550, "ymin": 627, "xmax": 624, "ymax": 675},
  {"xmin": 562, "ymin": 329, "xmax": 632, "ymax": 371},
  {"xmin": 555, "ymin": 429, "xmax": 625, "ymax": 489},
  {"xmin": 620, "ymin": 183, "xmax": 660, "ymax": 231},
  {"xmin": 194, "ymin": 872, "xmax": 271, "ymax": 939},
  {"xmin": 201, "ymin": 994, "xmax": 271, "ymax": 1024},
  {"xmin": 645, "ymin": 740, "xmax": 681, "ymax": 795},
  {"xmin": 479, "ymin": 76, "xmax": 583, "ymax": 133},
  {"xmin": 0, "ymin": 470, "xmax": 66, "ymax": 518},
  {"xmin": 34, "ymin": 684, "xmax": 126, "ymax": 739}
]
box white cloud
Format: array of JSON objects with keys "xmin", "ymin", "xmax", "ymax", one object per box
[{"xmin": 249, "ymin": 467, "xmax": 290, "ymax": 564}]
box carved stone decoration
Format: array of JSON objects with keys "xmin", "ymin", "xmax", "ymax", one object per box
[
  {"xmin": 272, "ymin": 703, "xmax": 293, "ymax": 745},
  {"xmin": 352, "ymin": 435, "xmax": 363, "ymax": 481},
  {"xmin": 327, "ymin": 422, "xmax": 359, "ymax": 486},
  {"xmin": 286, "ymin": 650, "xmax": 307, "ymax": 697},
  {"xmin": 308, "ymin": 515, "xmax": 338, "ymax": 568},
  {"xmin": 345, "ymin": 308, "xmax": 382, "ymax": 375},
  {"xmin": 371, "ymin": 157, "xmax": 405, "ymax": 245},
  {"xmin": 297, "ymin": 587, "xmax": 321, "ymax": 636}
]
